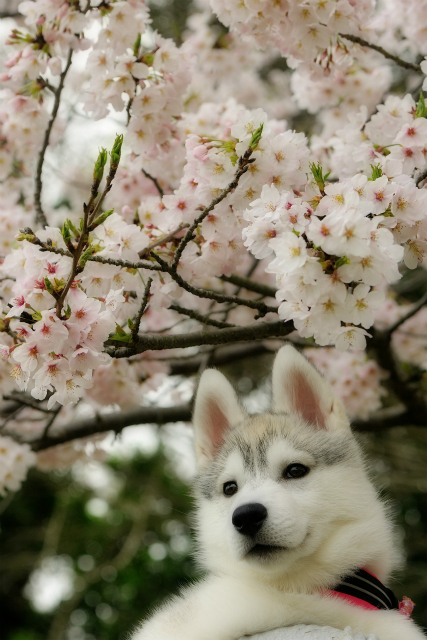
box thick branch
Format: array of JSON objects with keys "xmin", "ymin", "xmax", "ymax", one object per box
[
  {"xmin": 105, "ymin": 319, "xmax": 294, "ymax": 358},
  {"xmin": 339, "ymin": 33, "xmax": 422, "ymax": 73},
  {"xmin": 369, "ymin": 328, "xmax": 427, "ymax": 425},
  {"xmin": 26, "ymin": 397, "xmax": 427, "ymax": 452},
  {"xmin": 34, "ymin": 49, "xmax": 73, "ymax": 228},
  {"xmin": 31, "ymin": 404, "xmax": 193, "ymax": 451}
]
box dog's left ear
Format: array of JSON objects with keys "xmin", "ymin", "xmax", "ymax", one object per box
[
  {"xmin": 272, "ymin": 345, "xmax": 350, "ymax": 431},
  {"xmin": 193, "ymin": 369, "xmax": 246, "ymax": 468}
]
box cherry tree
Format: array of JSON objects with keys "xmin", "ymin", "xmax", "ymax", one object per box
[{"xmin": 0, "ymin": 0, "xmax": 426, "ymax": 496}]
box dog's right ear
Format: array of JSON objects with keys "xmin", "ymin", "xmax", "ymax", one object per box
[{"xmin": 193, "ymin": 369, "xmax": 245, "ymax": 468}]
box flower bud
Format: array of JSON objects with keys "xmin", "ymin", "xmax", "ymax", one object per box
[
  {"xmin": 110, "ymin": 134, "xmax": 123, "ymax": 170},
  {"xmin": 93, "ymin": 148, "xmax": 108, "ymax": 182}
]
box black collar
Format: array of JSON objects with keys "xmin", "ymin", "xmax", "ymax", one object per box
[{"xmin": 332, "ymin": 568, "xmax": 399, "ymax": 611}]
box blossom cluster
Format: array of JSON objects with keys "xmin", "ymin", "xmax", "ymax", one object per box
[
  {"xmin": 209, "ymin": 0, "xmax": 375, "ymax": 67},
  {"xmin": 304, "ymin": 348, "xmax": 387, "ymax": 420},
  {"xmin": 0, "ymin": 435, "xmax": 36, "ymax": 495}
]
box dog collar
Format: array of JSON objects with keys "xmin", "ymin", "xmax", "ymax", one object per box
[{"xmin": 328, "ymin": 568, "xmax": 399, "ymax": 612}]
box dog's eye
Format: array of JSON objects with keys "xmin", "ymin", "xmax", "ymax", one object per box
[
  {"xmin": 223, "ymin": 481, "xmax": 238, "ymax": 496},
  {"xmin": 284, "ymin": 464, "xmax": 309, "ymax": 479}
]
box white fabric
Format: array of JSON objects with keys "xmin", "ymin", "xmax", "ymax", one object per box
[{"xmin": 243, "ymin": 625, "xmax": 380, "ymax": 640}]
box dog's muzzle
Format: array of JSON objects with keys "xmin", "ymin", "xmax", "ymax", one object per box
[{"xmin": 232, "ymin": 503, "xmax": 267, "ymax": 537}]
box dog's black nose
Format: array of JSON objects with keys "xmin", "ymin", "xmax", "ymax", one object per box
[{"xmin": 232, "ymin": 503, "xmax": 267, "ymax": 537}]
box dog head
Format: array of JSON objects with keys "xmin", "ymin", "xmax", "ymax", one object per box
[{"xmin": 192, "ymin": 345, "xmax": 396, "ymax": 589}]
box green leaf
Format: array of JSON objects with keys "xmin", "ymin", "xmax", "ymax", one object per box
[
  {"xmin": 127, "ymin": 318, "xmax": 135, "ymax": 330},
  {"xmin": 44, "ymin": 276, "xmax": 54, "ymax": 293},
  {"xmin": 78, "ymin": 245, "xmax": 95, "ymax": 269},
  {"xmin": 335, "ymin": 256, "xmax": 350, "ymax": 269},
  {"xmin": 67, "ymin": 218, "xmax": 79, "ymax": 238},
  {"xmin": 369, "ymin": 164, "xmax": 383, "ymax": 181},
  {"xmin": 133, "ymin": 33, "xmax": 142, "ymax": 57},
  {"xmin": 415, "ymin": 92, "xmax": 427, "ymax": 118},
  {"xmin": 249, "ymin": 124, "xmax": 263, "ymax": 150},
  {"xmin": 61, "ymin": 220, "xmax": 71, "ymax": 243},
  {"xmin": 309, "ymin": 162, "xmax": 328, "ymax": 192},
  {"xmin": 92, "ymin": 208, "xmax": 114, "ymax": 228}
]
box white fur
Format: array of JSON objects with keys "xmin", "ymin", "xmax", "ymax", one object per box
[{"xmin": 130, "ymin": 346, "xmax": 425, "ymax": 640}]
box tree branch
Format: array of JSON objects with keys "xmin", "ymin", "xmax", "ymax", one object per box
[
  {"xmin": 31, "ymin": 404, "xmax": 193, "ymax": 451},
  {"xmin": 142, "ymin": 168, "xmax": 164, "ymax": 197},
  {"xmin": 105, "ymin": 319, "xmax": 294, "ymax": 358},
  {"xmin": 369, "ymin": 328, "xmax": 427, "ymax": 426},
  {"xmin": 416, "ymin": 166, "xmax": 427, "ymax": 187},
  {"xmin": 220, "ymin": 274, "xmax": 277, "ymax": 298},
  {"xmin": 339, "ymin": 33, "xmax": 422, "ymax": 73},
  {"xmin": 34, "ymin": 49, "xmax": 73, "ymax": 228},
  {"xmin": 171, "ymin": 147, "xmax": 255, "ymax": 272},
  {"xmin": 138, "ymin": 223, "xmax": 189, "ymax": 258},
  {"xmin": 151, "ymin": 253, "xmax": 278, "ymax": 318},
  {"xmin": 169, "ymin": 303, "xmax": 235, "ymax": 328},
  {"xmin": 25, "ymin": 397, "xmax": 427, "ymax": 453},
  {"xmin": 32, "ymin": 235, "xmax": 162, "ymax": 271},
  {"xmin": 386, "ymin": 291, "xmax": 427, "ymax": 335},
  {"xmin": 131, "ymin": 277, "xmax": 152, "ymax": 340}
]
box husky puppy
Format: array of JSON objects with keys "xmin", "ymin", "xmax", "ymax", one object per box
[{"xmin": 131, "ymin": 346, "xmax": 425, "ymax": 640}]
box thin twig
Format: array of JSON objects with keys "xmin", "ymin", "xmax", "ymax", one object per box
[
  {"xmin": 387, "ymin": 291, "xmax": 427, "ymax": 334},
  {"xmin": 55, "ymin": 203, "xmax": 90, "ymax": 317},
  {"xmin": 171, "ymin": 147, "xmax": 255, "ymax": 272},
  {"xmin": 3, "ymin": 394, "xmax": 52, "ymax": 414},
  {"xmin": 32, "ymin": 236, "xmax": 162, "ymax": 271},
  {"xmin": 339, "ymin": 33, "xmax": 422, "ymax": 73},
  {"xmin": 142, "ymin": 168, "xmax": 164, "ymax": 198},
  {"xmin": 151, "ymin": 253, "xmax": 278, "ymax": 318},
  {"xmin": 131, "ymin": 277, "xmax": 153, "ymax": 340},
  {"xmin": 40, "ymin": 406, "xmax": 62, "ymax": 441},
  {"xmin": 416, "ymin": 167, "xmax": 427, "ymax": 187},
  {"xmin": 220, "ymin": 274, "xmax": 277, "ymax": 298},
  {"xmin": 139, "ymin": 223, "xmax": 189, "ymax": 258},
  {"xmin": 169, "ymin": 304, "xmax": 236, "ymax": 328},
  {"xmin": 34, "ymin": 49, "xmax": 73, "ymax": 228}
]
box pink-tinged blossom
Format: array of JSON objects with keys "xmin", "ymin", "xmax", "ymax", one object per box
[
  {"xmin": 11, "ymin": 340, "xmax": 40, "ymax": 373},
  {"xmin": 70, "ymin": 347, "xmax": 109, "ymax": 374},
  {"xmin": 5, "ymin": 295, "xmax": 27, "ymax": 319},
  {"xmin": 68, "ymin": 294, "xmax": 102, "ymax": 330},
  {"xmin": 363, "ymin": 176, "xmax": 395, "ymax": 215},
  {"xmin": 32, "ymin": 311, "xmax": 69, "ymax": 354}
]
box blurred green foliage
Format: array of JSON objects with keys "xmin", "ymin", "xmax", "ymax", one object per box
[{"xmin": 0, "ymin": 446, "xmax": 198, "ymax": 640}]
